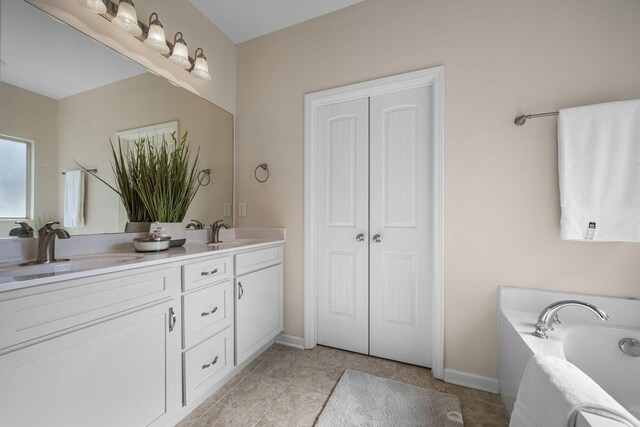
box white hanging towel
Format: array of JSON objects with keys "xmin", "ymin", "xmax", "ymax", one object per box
[
  {"xmin": 558, "ymin": 99, "xmax": 640, "ymax": 241},
  {"xmin": 63, "ymin": 170, "xmax": 85, "ymax": 227},
  {"xmin": 510, "ymin": 355, "xmax": 640, "ymax": 427}
]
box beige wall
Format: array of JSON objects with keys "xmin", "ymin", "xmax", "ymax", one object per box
[
  {"xmin": 56, "ymin": 73, "xmax": 233, "ymax": 234},
  {"xmin": 235, "ymin": 0, "xmax": 640, "ymax": 378},
  {"xmin": 30, "ymin": 0, "xmax": 236, "ymax": 114},
  {"xmin": 0, "ymin": 82, "xmax": 58, "ymax": 236}
]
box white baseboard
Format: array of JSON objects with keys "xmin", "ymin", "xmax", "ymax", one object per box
[
  {"xmin": 275, "ymin": 333, "xmax": 305, "ymax": 349},
  {"xmin": 444, "ymin": 369, "xmax": 500, "ymax": 394}
]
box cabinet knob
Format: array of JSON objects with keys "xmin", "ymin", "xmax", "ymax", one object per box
[
  {"xmin": 201, "ymin": 268, "xmax": 218, "ymax": 276},
  {"xmin": 202, "ymin": 355, "xmax": 219, "ymax": 370},
  {"xmin": 373, "ymin": 234, "xmax": 382, "ymax": 243},
  {"xmin": 238, "ymin": 283, "xmax": 244, "ymax": 300},
  {"xmin": 200, "ymin": 306, "xmax": 218, "ymax": 317},
  {"xmin": 356, "ymin": 233, "xmax": 365, "ymax": 242}
]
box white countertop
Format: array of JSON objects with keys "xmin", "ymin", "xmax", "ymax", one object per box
[{"xmin": 0, "ymin": 229, "xmax": 285, "ymax": 293}]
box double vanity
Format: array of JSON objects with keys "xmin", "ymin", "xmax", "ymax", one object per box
[{"xmin": 0, "ymin": 229, "xmax": 285, "ymax": 427}]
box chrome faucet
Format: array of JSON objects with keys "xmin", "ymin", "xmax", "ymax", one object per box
[
  {"xmin": 186, "ymin": 219, "xmax": 204, "ymax": 229},
  {"xmin": 9, "ymin": 221, "xmax": 34, "ymax": 238},
  {"xmin": 20, "ymin": 221, "xmax": 70, "ymax": 265},
  {"xmin": 533, "ymin": 300, "xmax": 609, "ymax": 339},
  {"xmin": 210, "ymin": 220, "xmax": 230, "ymax": 243}
]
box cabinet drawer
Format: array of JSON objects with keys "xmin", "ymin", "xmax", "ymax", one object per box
[
  {"xmin": 235, "ymin": 245, "xmax": 283, "ymax": 276},
  {"xmin": 0, "ymin": 266, "xmax": 177, "ymax": 350},
  {"xmin": 182, "ymin": 255, "xmax": 232, "ymax": 292},
  {"xmin": 183, "ymin": 327, "xmax": 234, "ymax": 405},
  {"xmin": 182, "ymin": 280, "xmax": 232, "ymax": 349}
]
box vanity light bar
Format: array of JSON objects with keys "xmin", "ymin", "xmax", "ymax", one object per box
[{"xmin": 77, "ymin": 0, "xmax": 211, "ymax": 80}]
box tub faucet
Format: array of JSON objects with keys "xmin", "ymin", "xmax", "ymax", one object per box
[
  {"xmin": 26, "ymin": 221, "xmax": 70, "ymax": 265},
  {"xmin": 210, "ymin": 220, "xmax": 230, "ymax": 244},
  {"xmin": 533, "ymin": 300, "xmax": 609, "ymax": 339}
]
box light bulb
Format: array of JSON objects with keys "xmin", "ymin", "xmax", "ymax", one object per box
[
  {"xmin": 169, "ymin": 33, "xmax": 191, "ymax": 69},
  {"xmin": 75, "ymin": 0, "xmax": 107, "ymax": 14},
  {"xmin": 191, "ymin": 48, "xmax": 211, "ymax": 81},
  {"xmin": 144, "ymin": 13, "xmax": 170, "ymax": 54},
  {"xmin": 112, "ymin": 0, "xmax": 142, "ymax": 37}
]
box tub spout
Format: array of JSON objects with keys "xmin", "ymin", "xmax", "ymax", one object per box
[{"xmin": 533, "ymin": 300, "xmax": 609, "ymax": 339}]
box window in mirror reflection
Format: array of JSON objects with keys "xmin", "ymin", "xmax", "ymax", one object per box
[{"xmin": 0, "ymin": 136, "xmax": 32, "ymax": 219}]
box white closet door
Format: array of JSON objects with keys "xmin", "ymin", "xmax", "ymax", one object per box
[
  {"xmin": 316, "ymin": 98, "xmax": 370, "ymax": 354},
  {"xmin": 369, "ymin": 86, "xmax": 431, "ymax": 366}
]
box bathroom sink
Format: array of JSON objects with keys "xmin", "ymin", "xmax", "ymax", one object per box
[
  {"xmin": 207, "ymin": 240, "xmax": 260, "ymax": 250},
  {"xmin": 0, "ymin": 253, "xmax": 145, "ymax": 279}
]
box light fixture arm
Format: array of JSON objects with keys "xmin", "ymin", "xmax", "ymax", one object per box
[
  {"xmin": 173, "ymin": 32, "xmax": 185, "ymax": 45},
  {"xmin": 148, "ymin": 12, "xmax": 161, "ymax": 27}
]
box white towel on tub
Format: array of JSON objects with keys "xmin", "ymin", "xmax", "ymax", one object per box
[
  {"xmin": 558, "ymin": 99, "xmax": 640, "ymax": 241},
  {"xmin": 63, "ymin": 170, "xmax": 85, "ymax": 227},
  {"xmin": 510, "ymin": 355, "xmax": 640, "ymax": 427}
]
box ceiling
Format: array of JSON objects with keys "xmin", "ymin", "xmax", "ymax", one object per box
[
  {"xmin": 189, "ymin": 0, "xmax": 365, "ymax": 44},
  {"xmin": 0, "ymin": 0, "xmax": 145, "ymax": 100}
]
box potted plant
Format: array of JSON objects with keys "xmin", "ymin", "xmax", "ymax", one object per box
[{"xmin": 79, "ymin": 131, "xmax": 201, "ymax": 246}]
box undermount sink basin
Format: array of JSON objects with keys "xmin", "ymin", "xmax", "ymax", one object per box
[
  {"xmin": 0, "ymin": 253, "xmax": 145, "ymax": 279},
  {"xmin": 207, "ymin": 240, "xmax": 260, "ymax": 250}
]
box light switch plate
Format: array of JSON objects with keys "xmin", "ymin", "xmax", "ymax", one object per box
[
  {"xmin": 239, "ymin": 203, "xmax": 247, "ymax": 217},
  {"xmin": 223, "ymin": 203, "xmax": 232, "ymax": 217}
]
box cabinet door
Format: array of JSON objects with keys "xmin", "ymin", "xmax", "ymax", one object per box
[
  {"xmin": 0, "ymin": 301, "xmax": 181, "ymax": 427},
  {"xmin": 235, "ymin": 265, "xmax": 283, "ymax": 365}
]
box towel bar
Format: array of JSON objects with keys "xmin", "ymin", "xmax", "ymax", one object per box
[
  {"xmin": 62, "ymin": 169, "xmax": 96, "ymax": 175},
  {"xmin": 514, "ymin": 111, "xmax": 559, "ymax": 126}
]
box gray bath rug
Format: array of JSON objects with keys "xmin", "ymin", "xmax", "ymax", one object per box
[{"xmin": 315, "ymin": 369, "xmax": 464, "ymax": 427}]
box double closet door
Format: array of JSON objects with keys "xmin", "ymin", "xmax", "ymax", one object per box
[{"xmin": 316, "ymin": 86, "xmax": 432, "ymax": 367}]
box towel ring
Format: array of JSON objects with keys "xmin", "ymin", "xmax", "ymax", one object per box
[
  {"xmin": 198, "ymin": 169, "xmax": 211, "ymax": 186},
  {"xmin": 254, "ymin": 163, "xmax": 269, "ymax": 183}
]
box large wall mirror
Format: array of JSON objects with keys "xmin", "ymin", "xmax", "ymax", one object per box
[{"xmin": 0, "ymin": 0, "xmax": 234, "ymax": 237}]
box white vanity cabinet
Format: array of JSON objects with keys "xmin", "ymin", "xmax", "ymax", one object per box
[
  {"xmin": 235, "ymin": 245, "xmax": 284, "ymax": 365},
  {"xmin": 0, "ymin": 238, "xmax": 285, "ymax": 426},
  {"xmin": 0, "ymin": 265, "xmax": 182, "ymax": 427}
]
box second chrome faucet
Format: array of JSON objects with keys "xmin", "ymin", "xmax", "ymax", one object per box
[
  {"xmin": 20, "ymin": 221, "xmax": 70, "ymax": 266},
  {"xmin": 210, "ymin": 220, "xmax": 230, "ymax": 244}
]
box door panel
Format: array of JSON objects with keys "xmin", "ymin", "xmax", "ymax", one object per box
[
  {"xmin": 369, "ymin": 86, "xmax": 431, "ymax": 366},
  {"xmin": 316, "ymin": 98, "xmax": 369, "ymax": 354},
  {"xmin": 236, "ymin": 265, "xmax": 284, "ymax": 365}
]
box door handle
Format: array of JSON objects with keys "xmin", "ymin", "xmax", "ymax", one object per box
[
  {"xmin": 372, "ymin": 234, "xmax": 382, "ymax": 243},
  {"xmin": 238, "ymin": 282, "xmax": 244, "ymax": 300},
  {"xmin": 168, "ymin": 307, "xmax": 176, "ymax": 331},
  {"xmin": 356, "ymin": 233, "xmax": 365, "ymax": 242}
]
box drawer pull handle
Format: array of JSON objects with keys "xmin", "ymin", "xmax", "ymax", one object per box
[
  {"xmin": 201, "ymin": 268, "xmax": 219, "ymax": 276},
  {"xmin": 200, "ymin": 306, "xmax": 218, "ymax": 317},
  {"xmin": 238, "ymin": 283, "xmax": 244, "ymax": 300},
  {"xmin": 202, "ymin": 355, "xmax": 219, "ymax": 370}
]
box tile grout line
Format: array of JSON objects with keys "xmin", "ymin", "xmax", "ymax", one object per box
[
  {"xmin": 185, "ymin": 364, "xmax": 260, "ymax": 427},
  {"xmin": 251, "ymin": 368, "xmax": 299, "ymax": 427}
]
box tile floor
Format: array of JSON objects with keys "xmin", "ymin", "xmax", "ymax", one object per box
[{"xmin": 176, "ymin": 344, "xmax": 509, "ymax": 427}]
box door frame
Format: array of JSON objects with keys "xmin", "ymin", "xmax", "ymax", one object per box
[{"xmin": 303, "ymin": 66, "xmax": 445, "ymax": 379}]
